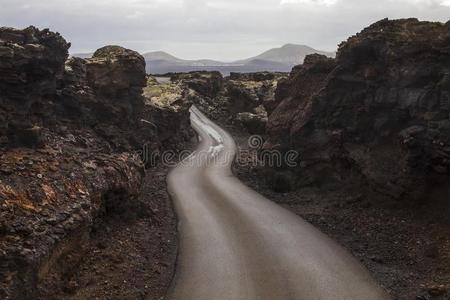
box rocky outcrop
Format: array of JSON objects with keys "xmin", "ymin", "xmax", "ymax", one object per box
[
  {"xmin": 86, "ymin": 46, "xmax": 146, "ymax": 125},
  {"xmin": 61, "ymin": 46, "xmax": 189, "ymax": 152},
  {"xmin": 0, "ymin": 26, "xmax": 70, "ymax": 148},
  {"xmin": 265, "ymin": 18, "xmax": 450, "ymax": 201},
  {"xmin": 228, "ymin": 72, "xmax": 286, "ymax": 115},
  {"xmin": 0, "ymin": 27, "xmax": 191, "ymax": 299},
  {"xmin": 56, "ymin": 57, "xmax": 96, "ymax": 121},
  {"xmin": 142, "ymin": 76, "xmax": 193, "ymax": 150},
  {"xmin": 0, "ymin": 141, "xmax": 143, "ymax": 300},
  {"xmin": 235, "ymin": 110, "xmax": 268, "ymax": 135},
  {"xmin": 169, "ymin": 71, "xmax": 224, "ymax": 99},
  {"xmin": 157, "ymin": 71, "xmax": 287, "ymax": 133},
  {"xmin": 226, "ymin": 73, "xmax": 286, "ymax": 133},
  {"xmin": 229, "ymin": 72, "xmax": 279, "ymax": 81},
  {"xmin": 83, "ymin": 46, "xmax": 153, "ymax": 151}
]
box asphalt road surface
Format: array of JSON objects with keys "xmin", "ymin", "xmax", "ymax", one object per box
[{"xmin": 167, "ymin": 106, "xmax": 389, "ymax": 300}]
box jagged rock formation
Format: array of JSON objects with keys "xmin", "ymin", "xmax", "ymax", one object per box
[
  {"xmin": 0, "ymin": 26, "xmax": 70, "ymax": 148},
  {"xmin": 0, "ymin": 26, "xmax": 191, "ymax": 299},
  {"xmin": 265, "ymin": 18, "xmax": 450, "ymax": 201}
]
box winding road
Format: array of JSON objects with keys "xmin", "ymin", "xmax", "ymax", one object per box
[{"xmin": 167, "ymin": 106, "xmax": 389, "ymax": 300}]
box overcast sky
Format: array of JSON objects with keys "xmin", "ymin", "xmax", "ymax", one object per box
[{"xmin": 0, "ymin": 0, "xmax": 448, "ymax": 61}]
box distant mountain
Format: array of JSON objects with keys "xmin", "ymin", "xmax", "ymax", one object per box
[
  {"xmin": 141, "ymin": 51, "xmax": 236, "ymax": 74},
  {"xmin": 70, "ymin": 52, "xmax": 93, "ymax": 59},
  {"xmin": 70, "ymin": 44, "xmax": 335, "ymax": 75},
  {"xmin": 142, "ymin": 51, "xmax": 228, "ymax": 66},
  {"xmin": 142, "ymin": 51, "xmax": 183, "ymax": 62},
  {"xmin": 234, "ymin": 44, "xmax": 335, "ymax": 66},
  {"xmin": 143, "ymin": 45, "xmax": 335, "ymax": 75}
]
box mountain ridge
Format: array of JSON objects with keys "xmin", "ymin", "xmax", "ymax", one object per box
[{"xmin": 71, "ymin": 44, "xmax": 336, "ymax": 74}]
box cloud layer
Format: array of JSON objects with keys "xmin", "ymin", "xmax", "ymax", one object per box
[{"xmin": 0, "ymin": 0, "xmax": 448, "ymax": 60}]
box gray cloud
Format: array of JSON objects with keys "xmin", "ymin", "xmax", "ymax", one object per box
[{"xmin": 0, "ymin": 0, "xmax": 448, "ymax": 60}]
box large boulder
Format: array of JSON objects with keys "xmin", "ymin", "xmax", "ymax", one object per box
[
  {"xmin": 265, "ymin": 18, "xmax": 450, "ymax": 201},
  {"xmin": 86, "ymin": 46, "xmax": 147, "ymax": 125},
  {"xmin": 0, "ymin": 26, "xmax": 70, "ymax": 147},
  {"xmin": 169, "ymin": 71, "xmax": 224, "ymax": 99}
]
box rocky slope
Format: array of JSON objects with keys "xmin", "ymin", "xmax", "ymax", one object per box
[
  {"xmin": 0, "ymin": 26, "xmax": 190, "ymax": 299},
  {"xmin": 265, "ymin": 18, "xmax": 450, "ymax": 203}
]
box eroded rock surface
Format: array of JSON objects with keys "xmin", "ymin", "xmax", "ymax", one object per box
[
  {"xmin": 0, "ymin": 26, "xmax": 70, "ymax": 148},
  {"xmin": 265, "ymin": 18, "xmax": 450, "ymax": 201},
  {"xmin": 0, "ymin": 27, "xmax": 189, "ymax": 299},
  {"xmin": 86, "ymin": 46, "xmax": 146, "ymax": 124}
]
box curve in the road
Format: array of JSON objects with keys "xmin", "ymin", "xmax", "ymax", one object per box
[{"xmin": 167, "ymin": 106, "xmax": 389, "ymax": 300}]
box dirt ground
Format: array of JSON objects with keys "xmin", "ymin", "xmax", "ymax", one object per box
[
  {"xmin": 36, "ymin": 165, "xmax": 178, "ymax": 300},
  {"xmin": 230, "ymin": 128, "xmax": 450, "ymax": 300}
]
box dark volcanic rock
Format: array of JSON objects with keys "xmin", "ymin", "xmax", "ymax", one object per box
[
  {"xmin": 229, "ymin": 72, "xmax": 277, "ymax": 81},
  {"xmin": 84, "ymin": 46, "xmax": 151, "ymax": 151},
  {"xmin": 266, "ymin": 18, "xmax": 450, "ymax": 201},
  {"xmin": 59, "ymin": 46, "xmax": 165, "ymax": 152},
  {"xmin": 227, "ymin": 80, "xmax": 264, "ymax": 113},
  {"xmin": 159, "ymin": 71, "xmax": 287, "ymax": 131},
  {"xmin": 170, "ymin": 71, "xmax": 224, "ymax": 98},
  {"xmin": 235, "ymin": 111, "xmax": 268, "ymax": 135},
  {"xmin": 0, "ymin": 27, "xmax": 190, "ymax": 299},
  {"xmin": 56, "ymin": 57, "xmax": 96, "ymax": 121},
  {"xmin": 0, "ymin": 26, "xmax": 70, "ymax": 147},
  {"xmin": 142, "ymin": 76, "xmax": 193, "ymax": 151},
  {"xmin": 87, "ymin": 46, "xmax": 146, "ymax": 123},
  {"xmin": 228, "ymin": 72, "xmax": 287, "ymax": 116}
]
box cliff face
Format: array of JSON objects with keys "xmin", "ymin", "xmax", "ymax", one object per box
[
  {"xmin": 266, "ymin": 18, "xmax": 450, "ymax": 201},
  {"xmin": 0, "ymin": 27, "xmax": 190, "ymax": 299}
]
